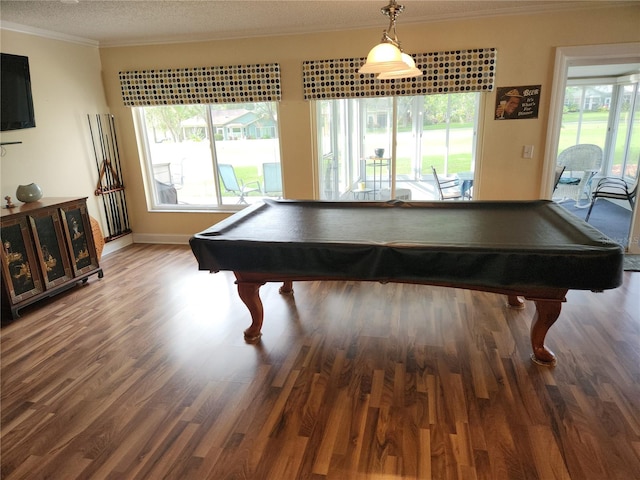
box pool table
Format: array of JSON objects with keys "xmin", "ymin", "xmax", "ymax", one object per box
[{"xmin": 189, "ymin": 199, "xmax": 624, "ymax": 366}]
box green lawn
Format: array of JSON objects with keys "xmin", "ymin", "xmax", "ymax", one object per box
[{"xmin": 422, "ymin": 154, "xmax": 472, "ymax": 173}]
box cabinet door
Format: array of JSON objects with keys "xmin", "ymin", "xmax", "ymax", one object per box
[
  {"xmin": 29, "ymin": 211, "xmax": 73, "ymax": 289},
  {"xmin": 60, "ymin": 204, "xmax": 100, "ymax": 276},
  {"xmin": 1, "ymin": 217, "xmax": 44, "ymax": 302}
]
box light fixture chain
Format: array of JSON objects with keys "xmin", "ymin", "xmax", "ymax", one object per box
[{"xmin": 382, "ymin": 1, "xmax": 403, "ymax": 50}]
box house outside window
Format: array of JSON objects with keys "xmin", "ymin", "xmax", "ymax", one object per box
[{"xmin": 134, "ymin": 102, "xmax": 281, "ymax": 209}]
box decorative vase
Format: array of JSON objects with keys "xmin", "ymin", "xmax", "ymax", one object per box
[
  {"xmin": 16, "ymin": 183, "xmax": 43, "ymax": 203},
  {"xmin": 374, "ymin": 148, "xmax": 384, "ymax": 158}
]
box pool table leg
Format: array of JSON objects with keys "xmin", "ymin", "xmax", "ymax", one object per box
[
  {"xmin": 507, "ymin": 295, "xmax": 525, "ymax": 309},
  {"xmin": 530, "ymin": 298, "xmax": 563, "ymax": 366},
  {"xmin": 279, "ymin": 280, "xmax": 294, "ymax": 295},
  {"xmin": 235, "ymin": 280, "xmax": 266, "ymax": 343},
  {"xmin": 235, "ymin": 276, "xmax": 294, "ymax": 342}
]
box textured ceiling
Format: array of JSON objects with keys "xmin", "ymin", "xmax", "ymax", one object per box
[{"xmin": 1, "ymin": 0, "xmax": 635, "ymax": 47}]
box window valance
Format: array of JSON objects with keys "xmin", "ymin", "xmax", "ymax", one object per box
[
  {"xmin": 303, "ymin": 48, "xmax": 496, "ymax": 100},
  {"xmin": 119, "ymin": 63, "xmax": 281, "ymax": 106}
]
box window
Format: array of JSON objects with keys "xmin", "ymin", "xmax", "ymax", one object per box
[
  {"xmin": 135, "ymin": 102, "xmax": 281, "ymax": 209},
  {"xmin": 613, "ymin": 83, "xmax": 639, "ymax": 180},
  {"xmin": 561, "ymin": 84, "xmax": 611, "ymax": 152},
  {"xmin": 315, "ymin": 93, "xmax": 480, "ymax": 201},
  {"xmin": 561, "ymin": 79, "xmax": 639, "ymax": 182}
]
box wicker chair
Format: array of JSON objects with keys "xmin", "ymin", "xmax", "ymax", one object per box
[{"xmin": 555, "ymin": 144, "xmax": 603, "ymax": 206}]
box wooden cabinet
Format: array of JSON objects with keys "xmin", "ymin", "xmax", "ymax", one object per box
[{"xmin": 1, "ymin": 197, "xmax": 103, "ymax": 319}]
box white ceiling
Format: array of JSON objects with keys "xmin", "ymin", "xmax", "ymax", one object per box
[
  {"xmin": 1, "ymin": 0, "xmax": 637, "ymax": 47},
  {"xmin": 569, "ymin": 64, "xmax": 640, "ymax": 79},
  {"xmin": 2, "ymin": 0, "xmax": 638, "ymax": 78}
]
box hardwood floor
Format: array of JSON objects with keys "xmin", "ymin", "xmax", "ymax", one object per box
[{"xmin": 1, "ymin": 244, "xmax": 639, "ymax": 479}]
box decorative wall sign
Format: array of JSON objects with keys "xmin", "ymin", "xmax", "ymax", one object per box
[{"xmin": 494, "ymin": 85, "xmax": 541, "ymax": 120}]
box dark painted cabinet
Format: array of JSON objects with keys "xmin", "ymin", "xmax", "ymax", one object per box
[{"xmin": 1, "ymin": 197, "xmax": 103, "ymax": 319}]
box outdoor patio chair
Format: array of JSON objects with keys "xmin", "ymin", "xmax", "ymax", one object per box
[
  {"xmin": 218, "ymin": 163, "xmax": 261, "ymax": 204},
  {"xmin": 262, "ymin": 162, "xmax": 283, "ymax": 198},
  {"xmin": 585, "ymin": 175, "xmax": 637, "ymax": 221},
  {"xmin": 553, "ymin": 165, "xmax": 566, "ymax": 191},
  {"xmin": 431, "ymin": 166, "xmax": 462, "ymax": 200},
  {"xmin": 153, "ymin": 162, "xmax": 173, "ymax": 185},
  {"xmin": 155, "ymin": 179, "xmax": 178, "ymax": 204},
  {"xmin": 555, "ymin": 144, "xmax": 603, "ymax": 206}
]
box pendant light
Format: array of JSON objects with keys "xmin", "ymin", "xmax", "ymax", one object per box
[
  {"xmin": 377, "ymin": 53, "xmax": 422, "ymax": 79},
  {"xmin": 359, "ymin": 0, "xmax": 423, "ymax": 79}
]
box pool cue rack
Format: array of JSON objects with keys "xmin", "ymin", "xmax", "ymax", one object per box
[{"xmin": 88, "ymin": 114, "xmax": 131, "ymax": 242}]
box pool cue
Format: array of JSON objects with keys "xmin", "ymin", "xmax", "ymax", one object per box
[
  {"xmin": 97, "ymin": 114, "xmax": 119, "ymax": 237},
  {"xmin": 108, "ymin": 114, "xmax": 130, "ymax": 232},
  {"xmin": 88, "ymin": 114, "xmax": 113, "ymax": 239}
]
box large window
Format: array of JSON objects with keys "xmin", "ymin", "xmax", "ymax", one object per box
[
  {"xmin": 316, "ymin": 93, "xmax": 480, "ymax": 201},
  {"xmin": 135, "ymin": 102, "xmax": 281, "ymax": 209},
  {"xmin": 560, "ymin": 80, "xmax": 639, "ymax": 182}
]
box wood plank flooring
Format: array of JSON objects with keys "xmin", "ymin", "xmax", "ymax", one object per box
[{"xmin": 1, "ymin": 243, "xmax": 639, "ymax": 479}]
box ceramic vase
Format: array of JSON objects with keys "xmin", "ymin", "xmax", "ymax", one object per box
[{"xmin": 16, "ymin": 183, "xmax": 43, "ymax": 203}]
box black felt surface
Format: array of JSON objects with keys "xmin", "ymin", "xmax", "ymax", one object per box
[{"xmin": 190, "ymin": 199, "xmax": 624, "ymax": 291}]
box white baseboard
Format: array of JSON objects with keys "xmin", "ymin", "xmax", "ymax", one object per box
[
  {"xmin": 132, "ymin": 233, "xmax": 192, "ymax": 245},
  {"xmin": 101, "ymin": 233, "xmax": 192, "ymax": 257},
  {"xmin": 102, "ymin": 234, "xmax": 134, "ymax": 257}
]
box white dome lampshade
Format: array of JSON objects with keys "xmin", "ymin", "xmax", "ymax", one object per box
[
  {"xmin": 358, "ymin": 42, "xmax": 409, "ymax": 74},
  {"xmin": 377, "ymin": 52, "xmax": 423, "ymax": 79},
  {"xmin": 359, "ymin": 0, "xmax": 422, "ymax": 79}
]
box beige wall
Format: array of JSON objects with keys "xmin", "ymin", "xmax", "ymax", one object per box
[
  {"xmin": 0, "ymin": 30, "xmax": 109, "ymax": 229},
  {"xmin": 3, "ymin": 5, "xmax": 640, "ymax": 246}
]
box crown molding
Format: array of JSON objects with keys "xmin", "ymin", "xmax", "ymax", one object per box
[{"xmin": 0, "ymin": 21, "xmax": 99, "ymax": 47}]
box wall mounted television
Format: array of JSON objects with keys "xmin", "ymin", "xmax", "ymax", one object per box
[{"xmin": 1, "ymin": 53, "xmax": 36, "ymax": 131}]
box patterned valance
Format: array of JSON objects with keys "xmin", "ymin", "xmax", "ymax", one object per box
[
  {"xmin": 303, "ymin": 48, "xmax": 496, "ymax": 100},
  {"xmin": 119, "ymin": 63, "xmax": 281, "ymax": 106}
]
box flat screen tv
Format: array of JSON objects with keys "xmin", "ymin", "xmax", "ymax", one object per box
[{"xmin": 1, "ymin": 53, "xmax": 36, "ymax": 131}]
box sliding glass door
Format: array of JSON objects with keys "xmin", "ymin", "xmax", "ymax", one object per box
[
  {"xmin": 612, "ymin": 82, "xmax": 639, "ymax": 180},
  {"xmin": 557, "ymin": 74, "xmax": 639, "ymax": 248},
  {"xmin": 316, "ymin": 93, "xmax": 480, "ymax": 201},
  {"xmin": 560, "ymin": 80, "xmax": 639, "ymax": 182}
]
